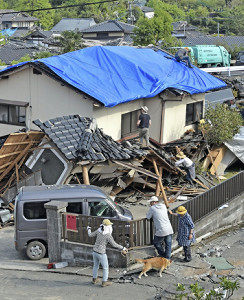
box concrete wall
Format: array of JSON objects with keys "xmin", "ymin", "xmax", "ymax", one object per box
[
  {"xmin": 172, "ymin": 193, "xmax": 244, "ymax": 250},
  {"xmin": 60, "ymin": 242, "xmax": 128, "ymax": 268},
  {"xmin": 0, "ymin": 66, "xmax": 93, "ymax": 136}
]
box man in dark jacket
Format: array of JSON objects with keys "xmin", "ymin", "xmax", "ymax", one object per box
[
  {"xmin": 175, "ymin": 47, "xmax": 193, "ymax": 68},
  {"xmin": 137, "ymin": 106, "xmax": 151, "ymax": 146}
]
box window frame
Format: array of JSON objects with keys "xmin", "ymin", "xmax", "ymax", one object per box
[
  {"xmin": 121, "ymin": 109, "xmax": 140, "ymax": 138},
  {"xmin": 185, "ymin": 101, "xmax": 203, "ymax": 126},
  {"xmin": 0, "ymin": 102, "xmax": 27, "ymax": 126}
]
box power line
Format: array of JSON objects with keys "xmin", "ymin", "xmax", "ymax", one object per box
[{"xmin": 0, "ymin": 0, "xmax": 119, "ymax": 15}]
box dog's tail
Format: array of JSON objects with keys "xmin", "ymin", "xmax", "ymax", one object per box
[{"xmin": 135, "ymin": 258, "xmax": 145, "ymax": 263}]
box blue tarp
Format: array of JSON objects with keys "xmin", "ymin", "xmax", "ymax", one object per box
[
  {"xmin": 1, "ymin": 28, "xmax": 17, "ymax": 36},
  {"xmin": 1, "ymin": 46, "xmax": 227, "ymax": 107}
]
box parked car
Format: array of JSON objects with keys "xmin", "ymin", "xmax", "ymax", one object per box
[
  {"xmin": 235, "ymin": 51, "xmax": 244, "ymax": 66},
  {"xmin": 14, "ymin": 184, "xmax": 133, "ymax": 260}
]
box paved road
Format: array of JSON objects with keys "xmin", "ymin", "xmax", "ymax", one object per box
[{"xmin": 0, "ymin": 223, "xmax": 243, "ymax": 299}]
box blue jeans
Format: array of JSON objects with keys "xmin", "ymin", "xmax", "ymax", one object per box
[
  {"xmin": 153, "ymin": 234, "xmax": 172, "ymax": 259},
  {"xmin": 92, "ymin": 251, "xmax": 109, "ymax": 282}
]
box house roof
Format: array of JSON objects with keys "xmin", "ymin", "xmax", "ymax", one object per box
[
  {"xmin": 0, "ymin": 41, "xmax": 41, "ymax": 64},
  {"xmin": 181, "ymin": 36, "xmax": 244, "ymax": 49},
  {"xmin": 51, "ymin": 18, "xmax": 96, "ymax": 32},
  {"xmin": 225, "ymin": 126, "xmax": 244, "ymax": 164},
  {"xmin": 33, "ymin": 115, "xmax": 146, "ymax": 162},
  {"xmin": 82, "ymin": 20, "xmax": 135, "ymax": 33},
  {"xmin": 0, "ymin": 10, "xmax": 38, "ymax": 22},
  {"xmin": 0, "ymin": 46, "xmax": 226, "ymax": 106},
  {"xmin": 141, "ymin": 6, "xmax": 154, "ymax": 12},
  {"xmin": 24, "ymin": 29, "xmax": 53, "ymax": 40}
]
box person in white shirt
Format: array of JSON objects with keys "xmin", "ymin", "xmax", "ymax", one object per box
[
  {"xmin": 175, "ymin": 151, "xmax": 195, "ymax": 185},
  {"xmin": 146, "ymin": 196, "xmax": 173, "ymax": 259}
]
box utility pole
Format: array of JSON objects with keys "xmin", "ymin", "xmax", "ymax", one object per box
[
  {"xmin": 217, "ymin": 22, "xmax": 219, "ymax": 37},
  {"xmin": 127, "ymin": 1, "xmax": 134, "ymax": 25}
]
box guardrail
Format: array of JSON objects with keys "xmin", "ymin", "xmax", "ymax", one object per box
[
  {"xmin": 61, "ymin": 171, "xmax": 244, "ymax": 247},
  {"xmin": 201, "ymin": 65, "xmax": 244, "ymax": 76}
]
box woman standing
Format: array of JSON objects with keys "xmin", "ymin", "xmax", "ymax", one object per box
[
  {"xmin": 169, "ymin": 206, "xmax": 195, "ymax": 262},
  {"xmin": 87, "ymin": 219, "xmax": 128, "ymax": 287}
]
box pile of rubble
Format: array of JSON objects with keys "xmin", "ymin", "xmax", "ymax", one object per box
[{"xmin": 0, "ymin": 114, "xmax": 231, "ymax": 228}]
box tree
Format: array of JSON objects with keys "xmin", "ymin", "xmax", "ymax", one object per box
[
  {"xmin": 33, "ymin": 51, "xmax": 54, "ymax": 59},
  {"xmin": 200, "ymin": 103, "xmax": 243, "ymax": 145},
  {"xmin": 54, "ymin": 31, "xmax": 83, "ymax": 54},
  {"xmin": 147, "ymin": 0, "xmax": 186, "ymax": 21},
  {"xmin": 133, "ymin": 9, "xmax": 176, "ymax": 47},
  {"xmin": 14, "ymin": 0, "xmax": 54, "ymax": 30},
  {"xmin": 0, "ymin": 0, "xmax": 7, "ymax": 8},
  {"xmin": 11, "ymin": 54, "xmax": 32, "ymax": 65}
]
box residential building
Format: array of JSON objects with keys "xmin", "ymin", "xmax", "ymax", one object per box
[
  {"xmin": 51, "ymin": 18, "xmax": 96, "ymax": 33},
  {"xmin": 82, "ymin": 20, "xmax": 135, "ymax": 43},
  {"xmin": 0, "ymin": 10, "xmax": 38, "ymax": 30},
  {"xmin": 0, "ymin": 46, "xmax": 226, "ymax": 144}
]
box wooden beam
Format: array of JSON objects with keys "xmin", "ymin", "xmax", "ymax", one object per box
[
  {"xmin": 110, "ymin": 175, "xmax": 134, "ymax": 196},
  {"xmin": 15, "ymin": 162, "xmax": 19, "ymax": 182},
  {"xmin": 82, "ymin": 166, "xmax": 90, "ymax": 185},
  {"xmin": 193, "ymin": 178, "xmax": 209, "ymax": 190},
  {"xmin": 0, "ymin": 161, "xmax": 13, "ymax": 171},
  {"xmin": 3, "ymin": 141, "xmax": 42, "ymax": 146},
  {"xmin": 155, "ymin": 166, "xmax": 162, "ymax": 196},
  {"xmin": 0, "ymin": 142, "xmax": 33, "ymax": 182},
  {"xmin": 0, "ymin": 150, "xmax": 23, "ymax": 159},
  {"xmin": 152, "ymin": 159, "xmax": 169, "ymax": 208}
]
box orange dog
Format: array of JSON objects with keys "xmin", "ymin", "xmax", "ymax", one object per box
[{"xmin": 136, "ymin": 257, "xmax": 172, "ymax": 278}]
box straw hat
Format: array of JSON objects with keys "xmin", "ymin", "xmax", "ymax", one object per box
[
  {"xmin": 102, "ymin": 219, "xmax": 113, "ymax": 226},
  {"xmin": 141, "ymin": 106, "xmax": 148, "ymax": 113},
  {"xmin": 176, "ymin": 206, "xmax": 187, "ymax": 215},
  {"xmin": 176, "ymin": 151, "xmax": 186, "ymax": 159}
]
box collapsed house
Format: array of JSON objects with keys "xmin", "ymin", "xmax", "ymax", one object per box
[
  {"xmin": 1, "ymin": 113, "xmax": 243, "ymax": 227},
  {"xmin": 20, "ymin": 116, "xmax": 216, "ymax": 204}
]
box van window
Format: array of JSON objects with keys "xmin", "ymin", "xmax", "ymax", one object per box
[
  {"xmin": 67, "ymin": 202, "xmax": 83, "ymax": 214},
  {"xmin": 89, "ymin": 200, "xmax": 116, "ymax": 217},
  {"xmin": 24, "ymin": 202, "xmax": 47, "ymax": 219}
]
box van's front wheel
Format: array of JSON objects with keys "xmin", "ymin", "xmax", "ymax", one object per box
[{"xmin": 26, "ymin": 241, "xmax": 46, "ymax": 260}]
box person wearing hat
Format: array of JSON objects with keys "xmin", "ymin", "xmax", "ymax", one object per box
[
  {"xmin": 146, "ymin": 196, "xmax": 173, "ymax": 259},
  {"xmin": 175, "ymin": 151, "xmax": 195, "ymax": 186},
  {"xmin": 137, "ymin": 106, "xmax": 151, "ymax": 147},
  {"xmin": 175, "ymin": 47, "xmax": 193, "ymax": 68},
  {"xmin": 169, "ymin": 206, "xmax": 195, "ymax": 262},
  {"xmin": 87, "ymin": 219, "xmax": 128, "ymax": 287}
]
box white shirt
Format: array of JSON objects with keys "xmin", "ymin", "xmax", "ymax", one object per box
[{"xmin": 175, "ymin": 157, "xmax": 193, "ymax": 168}]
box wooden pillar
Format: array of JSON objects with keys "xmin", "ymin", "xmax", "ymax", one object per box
[
  {"xmin": 155, "ymin": 166, "xmax": 162, "ymax": 197},
  {"xmin": 152, "ymin": 159, "xmax": 169, "ymax": 208},
  {"xmin": 82, "ymin": 165, "xmax": 90, "ymax": 185}
]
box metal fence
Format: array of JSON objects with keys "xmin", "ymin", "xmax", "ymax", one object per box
[
  {"xmin": 61, "ymin": 171, "xmax": 244, "ymax": 247},
  {"xmin": 169, "ymin": 171, "xmax": 244, "ymax": 232}
]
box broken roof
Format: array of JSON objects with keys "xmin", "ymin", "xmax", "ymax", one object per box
[
  {"xmin": 33, "ymin": 115, "xmax": 146, "ymax": 162},
  {"xmin": 224, "ymin": 126, "xmax": 244, "ymax": 164},
  {"xmin": 0, "ymin": 46, "xmax": 226, "ymax": 107}
]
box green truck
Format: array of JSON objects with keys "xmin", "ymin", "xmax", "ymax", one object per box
[{"xmin": 172, "ymin": 45, "xmax": 231, "ymax": 68}]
